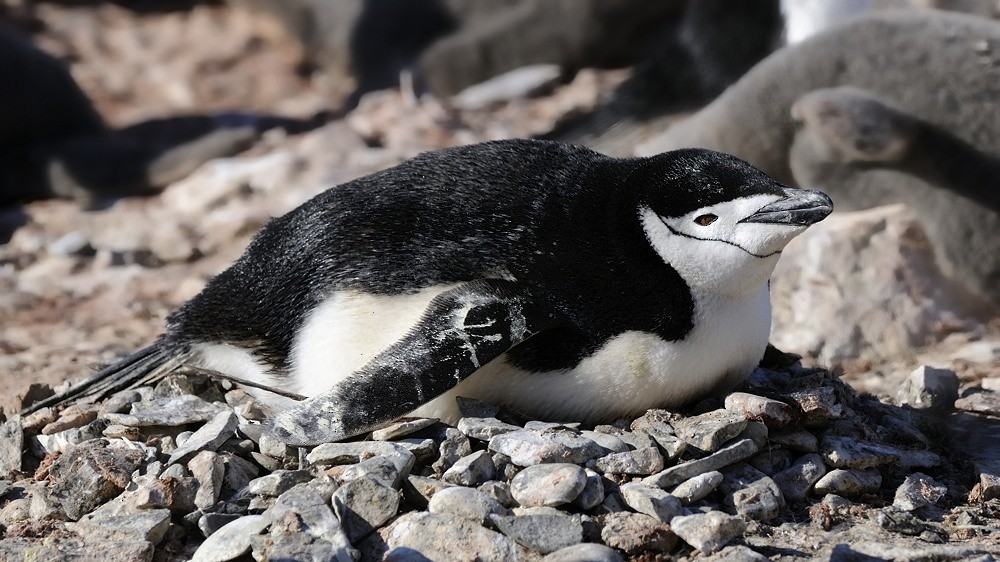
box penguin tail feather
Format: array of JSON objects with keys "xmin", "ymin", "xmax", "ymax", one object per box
[{"xmin": 20, "ymin": 342, "xmax": 187, "ymax": 416}]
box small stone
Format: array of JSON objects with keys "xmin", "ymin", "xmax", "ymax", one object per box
[
  {"xmin": 524, "ymin": 421, "xmax": 580, "ymax": 431},
  {"xmin": 258, "ymin": 433, "xmax": 294, "ymax": 459},
  {"xmin": 222, "ymin": 454, "xmax": 259, "ymax": 496},
  {"xmin": 198, "ymin": 513, "xmax": 241, "ymax": 538},
  {"xmin": 328, "ymin": 454, "xmax": 409, "ymax": 489},
  {"xmin": 160, "ymin": 463, "xmax": 188, "ymax": 480},
  {"xmin": 479, "ymin": 480, "xmax": 517, "ymax": 508},
  {"xmin": 428, "ymin": 486, "xmax": 506, "ymax": 525},
  {"xmin": 102, "ymin": 424, "xmax": 142, "ymax": 441},
  {"xmin": 702, "ymin": 545, "xmax": 769, "ymax": 562},
  {"xmin": 384, "ymin": 512, "xmax": 527, "ymax": 561},
  {"xmin": 671, "ymin": 512, "xmax": 747, "ymax": 555},
  {"xmin": 719, "ymin": 463, "xmax": 784, "ymax": 521},
  {"xmin": 458, "ymin": 417, "xmax": 523, "ymax": 440},
  {"xmin": 619, "ymin": 483, "xmax": 682, "ymax": 523},
  {"xmin": 191, "ymin": 514, "xmax": 269, "ymax": 562},
  {"xmin": 332, "ymin": 476, "xmax": 400, "ymax": 543},
  {"xmin": 371, "ymin": 417, "xmax": 439, "ymax": 441},
  {"xmin": 132, "ymin": 476, "xmax": 200, "ymax": 514},
  {"xmin": 403, "ymin": 475, "xmax": 455, "ymax": 507},
  {"xmin": 786, "ymin": 387, "xmax": 843, "ymax": 425},
  {"xmin": 489, "ymin": 512, "xmax": 583, "ymax": 554},
  {"xmin": 48, "ymin": 439, "xmax": 146, "ymax": 520},
  {"xmin": 306, "ymin": 441, "xmax": 415, "ymax": 476},
  {"xmin": 396, "ymin": 437, "xmax": 438, "ymax": 464},
  {"xmin": 748, "ymin": 449, "xmax": 795, "ymax": 475},
  {"xmin": 579, "ymin": 430, "xmax": 630, "ymax": 454},
  {"xmin": 510, "ymin": 463, "xmax": 587, "ymax": 507},
  {"xmin": 103, "ymin": 394, "xmax": 226, "ymax": 426},
  {"xmin": 896, "ymin": 366, "xmax": 959, "ymax": 413},
  {"xmin": 103, "ymin": 389, "xmax": 145, "ymax": 415},
  {"xmin": 813, "ymin": 468, "xmax": 882, "ymax": 499},
  {"xmin": 443, "ymin": 450, "xmax": 496, "ymax": 487},
  {"xmin": 724, "ymin": 393, "xmax": 795, "ymax": 429},
  {"xmin": 264, "ymin": 481, "xmax": 353, "ymax": 557},
  {"xmin": 596, "ymin": 425, "xmax": 655, "ymax": 451},
  {"xmin": 671, "ymin": 409, "xmax": 748, "ymax": 452},
  {"xmin": 644, "ymin": 438, "xmax": 759, "ymax": 489},
  {"xmin": 168, "ymin": 410, "xmax": 239, "ymax": 465},
  {"xmin": 432, "ymin": 428, "xmax": 473, "ymax": 474},
  {"xmin": 0, "ymin": 419, "xmax": 23, "ymax": 475},
  {"xmin": 670, "ymin": 471, "xmax": 724, "ymax": 505},
  {"xmin": 768, "ymin": 428, "xmax": 819, "ymax": 452},
  {"xmin": 31, "ymin": 419, "xmax": 110, "ymax": 456},
  {"xmin": 41, "ymin": 406, "xmax": 99, "ymax": 435},
  {"xmin": 599, "ymin": 511, "xmax": 677, "ymax": 555},
  {"xmin": 735, "ymin": 421, "xmax": 769, "ymax": 450},
  {"xmin": 248, "ymin": 470, "xmax": 315, "ymax": 497},
  {"xmin": 572, "ymin": 468, "xmax": 606, "ymax": 511},
  {"xmin": 820, "ymin": 435, "xmax": 902, "ymax": 469},
  {"xmin": 893, "ymin": 472, "xmax": 947, "ymax": 511},
  {"xmin": 74, "ymin": 508, "xmax": 172, "ymax": 545},
  {"xmin": 543, "ymin": 543, "xmax": 623, "ymax": 562},
  {"xmin": 593, "ymin": 446, "xmax": 664, "ymax": 475},
  {"xmin": 974, "ymin": 461, "xmax": 1000, "ymax": 501},
  {"xmin": 489, "ymin": 429, "xmax": 605, "ymax": 467},
  {"xmin": 772, "ymin": 453, "xmax": 827, "ymax": 502},
  {"xmin": 190, "ymin": 451, "xmax": 225, "ymax": 511}
]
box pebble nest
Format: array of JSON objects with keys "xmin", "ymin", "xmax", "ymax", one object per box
[{"xmin": 0, "ymin": 355, "xmax": 997, "ymax": 562}]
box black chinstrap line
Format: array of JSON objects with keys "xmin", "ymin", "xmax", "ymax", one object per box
[{"xmin": 659, "ymin": 216, "xmax": 781, "ymax": 259}]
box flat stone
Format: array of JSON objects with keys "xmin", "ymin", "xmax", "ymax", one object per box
[
  {"xmin": 0, "ymin": 538, "xmax": 154, "ymax": 560},
  {"xmin": 820, "ymin": 435, "xmax": 903, "ymax": 469},
  {"xmin": 166, "ymin": 410, "xmax": 239, "ymax": 465},
  {"xmin": 896, "ymin": 366, "xmax": 959, "ymax": 414},
  {"xmin": 595, "ymin": 425, "xmax": 655, "ymax": 451},
  {"xmin": 248, "ymin": 470, "xmax": 315, "ymax": 497},
  {"xmin": 572, "ymin": 468, "xmax": 606, "ymax": 511},
  {"xmin": 768, "ymin": 428, "xmax": 818, "ymax": 452},
  {"xmin": 130, "ymin": 475, "xmax": 199, "ymax": 514},
  {"xmin": 306, "ymin": 441, "xmax": 415, "ymax": 476},
  {"xmin": 813, "ymin": 468, "xmax": 882, "ymax": 499},
  {"xmin": 403, "ymin": 475, "xmax": 455, "ymax": 507},
  {"xmin": 593, "ymin": 446, "xmax": 664, "ymax": 475},
  {"xmin": 725, "ymin": 393, "xmax": 795, "ymax": 429},
  {"xmin": 786, "ymin": 387, "xmax": 843, "ymax": 426},
  {"xmin": 479, "ymin": 480, "xmax": 516, "ymax": 508},
  {"xmin": 671, "ymin": 409, "xmax": 748, "ymax": 452},
  {"xmin": 41, "ymin": 406, "xmax": 99, "ymax": 435},
  {"xmin": 489, "ymin": 512, "xmax": 583, "ymax": 555},
  {"xmin": 443, "ymin": 450, "xmax": 496, "ymax": 487},
  {"xmin": 74, "ymin": 508, "xmax": 172, "ymax": 545},
  {"xmin": 670, "ymin": 471, "xmax": 724, "ymax": 505},
  {"xmin": 384, "ymin": 512, "xmax": 529, "ymax": 561},
  {"xmin": 735, "ymin": 421, "xmax": 769, "ymax": 450},
  {"xmin": 619, "ymin": 483, "xmax": 682, "ymax": 523},
  {"xmin": 489, "ymin": 429, "xmax": 604, "ymax": 467},
  {"xmin": 524, "ymin": 421, "xmax": 581, "ymax": 431},
  {"xmin": 772, "ymin": 453, "xmax": 827, "ymax": 502},
  {"xmin": 599, "ymin": 511, "xmax": 677, "ymax": 556},
  {"xmin": 328, "ymin": 454, "xmax": 409, "ymax": 489},
  {"xmin": 432, "ymin": 428, "xmax": 473, "ymax": 474},
  {"xmin": 748, "ymin": 449, "xmax": 795, "ymax": 475},
  {"xmin": 542, "ymin": 543, "xmax": 623, "ymax": 562},
  {"xmin": 458, "ymin": 417, "xmax": 522, "ymax": 440},
  {"xmin": 396, "ymin": 437, "xmax": 438, "ymax": 464},
  {"xmin": 428, "ymin": 486, "xmax": 506, "ymax": 525},
  {"xmin": 893, "ymin": 472, "xmax": 947, "ymax": 511},
  {"xmin": 510, "ymin": 463, "xmax": 587, "ymax": 507},
  {"xmin": 671, "ymin": 511, "xmax": 747, "ymax": 555},
  {"xmin": 31, "ymin": 419, "xmax": 110, "ymax": 456},
  {"xmin": 48, "ymin": 439, "xmax": 146, "ymax": 520},
  {"xmin": 955, "ymin": 390, "xmax": 1000, "ymax": 416},
  {"xmin": 332, "ymin": 476, "xmax": 400, "ymax": 543},
  {"xmin": 0, "ymin": 419, "xmax": 23, "ymax": 476},
  {"xmin": 371, "ymin": 417, "xmax": 439, "ymax": 441},
  {"xmin": 103, "ymin": 394, "xmax": 226, "ymax": 426},
  {"xmin": 579, "ymin": 430, "xmax": 630, "ymax": 454},
  {"xmin": 644, "ymin": 438, "xmax": 759, "ymax": 489},
  {"xmin": 198, "ymin": 513, "xmax": 242, "ymax": 538},
  {"xmin": 190, "ymin": 450, "xmax": 225, "ymax": 511},
  {"xmin": 264, "ymin": 481, "xmax": 353, "ymax": 555},
  {"xmin": 191, "ymin": 514, "xmax": 269, "ymax": 562},
  {"xmin": 703, "ymin": 545, "xmax": 769, "ymax": 562},
  {"xmin": 720, "ymin": 463, "xmax": 784, "ymax": 521}
]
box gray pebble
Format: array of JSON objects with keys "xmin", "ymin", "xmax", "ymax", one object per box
[
  {"xmin": 47, "ymin": 439, "xmax": 146, "ymax": 520},
  {"xmin": 403, "ymin": 475, "xmax": 455, "ymax": 507},
  {"xmin": 787, "ymin": 387, "xmax": 844, "ymax": 425},
  {"xmin": 331, "ymin": 454, "xmax": 408, "ymax": 489},
  {"xmin": 813, "ymin": 468, "xmax": 882, "ymax": 499},
  {"xmin": 432, "ymin": 428, "xmax": 472, "ymax": 474},
  {"xmin": 306, "ymin": 441, "xmax": 415, "ymax": 476},
  {"xmin": 371, "ymin": 417, "xmax": 439, "ymax": 441},
  {"xmin": 748, "ymin": 449, "xmax": 795, "ymax": 475},
  {"xmin": 385, "ymin": 512, "xmax": 528, "ymax": 561},
  {"xmin": 593, "ymin": 446, "xmax": 664, "ymax": 475},
  {"xmin": 197, "ymin": 512, "xmax": 241, "ymax": 538},
  {"xmin": 572, "ymin": 468, "xmax": 606, "ymax": 511},
  {"xmin": 479, "ymin": 480, "xmax": 517, "ymax": 508},
  {"xmin": 332, "ymin": 476, "xmax": 400, "ymax": 543},
  {"xmin": 703, "ymin": 545, "xmax": 769, "ymax": 562},
  {"xmin": 443, "ymin": 449, "xmax": 496, "ymax": 487},
  {"xmin": 248, "ymin": 470, "xmax": 315, "ymax": 497},
  {"xmin": 489, "ymin": 429, "xmax": 604, "ymax": 466},
  {"xmin": 670, "ymin": 471, "xmax": 724, "ymax": 505},
  {"xmin": 190, "ymin": 514, "xmax": 269, "ymax": 562},
  {"xmin": 893, "ymin": 472, "xmax": 947, "ymax": 511},
  {"xmin": 595, "ymin": 425, "xmax": 656, "ymax": 451},
  {"xmin": 510, "ymin": 463, "xmax": 587, "ymax": 507},
  {"xmin": 672, "ymin": 409, "xmax": 748, "ymax": 452},
  {"xmin": 768, "ymin": 428, "xmax": 819, "ymax": 452},
  {"xmin": 644, "ymin": 438, "xmax": 759, "ymax": 489},
  {"xmin": 542, "ymin": 542, "xmax": 624, "ymax": 562},
  {"xmin": 428, "ymin": 486, "xmax": 507, "ymax": 525},
  {"xmin": 724, "ymin": 392, "xmax": 795, "ymax": 429},
  {"xmin": 896, "ymin": 366, "xmax": 959, "ymax": 414},
  {"xmin": 396, "ymin": 437, "xmax": 438, "ymax": 464},
  {"xmin": 489, "ymin": 512, "xmax": 583, "ymax": 554},
  {"xmin": 189, "ymin": 450, "xmax": 225, "ymax": 511},
  {"xmin": 74, "ymin": 508, "xmax": 172, "ymax": 545},
  {"xmin": 265, "ymin": 481, "xmax": 353, "ymax": 554},
  {"xmin": 671, "ymin": 511, "xmax": 747, "ymax": 555},
  {"xmin": 599, "ymin": 511, "xmax": 677, "ymax": 555},
  {"xmin": 720, "ymin": 463, "xmax": 784, "ymax": 521},
  {"xmin": 580, "ymin": 430, "xmax": 629, "ymax": 454},
  {"xmin": 103, "ymin": 394, "xmax": 226, "ymax": 427},
  {"xmin": 619, "ymin": 483, "xmax": 682, "ymax": 523},
  {"xmin": 772, "ymin": 453, "xmax": 827, "ymax": 502},
  {"xmin": 458, "ymin": 416, "xmax": 523, "ymax": 440},
  {"xmin": 820, "ymin": 435, "xmax": 903, "ymax": 469},
  {"xmin": 168, "ymin": 410, "xmax": 239, "ymax": 465},
  {"xmin": 31, "ymin": 419, "xmax": 110, "ymax": 456}
]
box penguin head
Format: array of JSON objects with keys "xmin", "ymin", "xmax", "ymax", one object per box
[{"xmin": 630, "ymin": 149, "xmax": 833, "ymax": 298}]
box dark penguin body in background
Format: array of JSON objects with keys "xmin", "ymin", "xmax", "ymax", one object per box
[{"xmin": 26, "ymin": 140, "xmax": 832, "ymax": 445}]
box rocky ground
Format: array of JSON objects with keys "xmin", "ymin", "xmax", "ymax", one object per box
[{"xmin": 1, "ymin": 3, "xmax": 998, "ymax": 561}]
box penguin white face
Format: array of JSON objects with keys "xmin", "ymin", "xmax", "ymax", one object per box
[{"xmin": 641, "ymin": 188, "xmax": 833, "ymax": 298}]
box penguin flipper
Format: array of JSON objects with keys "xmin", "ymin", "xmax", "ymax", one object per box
[{"xmin": 264, "ymin": 279, "xmax": 548, "ymax": 446}]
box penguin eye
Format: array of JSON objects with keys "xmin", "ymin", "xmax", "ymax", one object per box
[{"xmin": 694, "ymin": 214, "xmax": 718, "ymax": 226}]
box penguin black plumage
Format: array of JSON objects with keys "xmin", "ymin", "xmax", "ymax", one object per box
[{"xmin": 27, "ymin": 139, "xmax": 832, "ymax": 445}]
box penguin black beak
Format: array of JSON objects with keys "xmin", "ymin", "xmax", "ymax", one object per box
[{"xmin": 740, "ymin": 189, "xmax": 834, "ymax": 226}]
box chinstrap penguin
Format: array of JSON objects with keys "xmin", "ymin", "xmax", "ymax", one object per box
[{"xmin": 25, "ymin": 139, "xmax": 832, "ymax": 445}]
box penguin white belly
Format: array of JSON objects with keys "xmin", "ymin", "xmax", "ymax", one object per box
[{"xmin": 412, "ymin": 286, "xmax": 772, "ymax": 424}]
